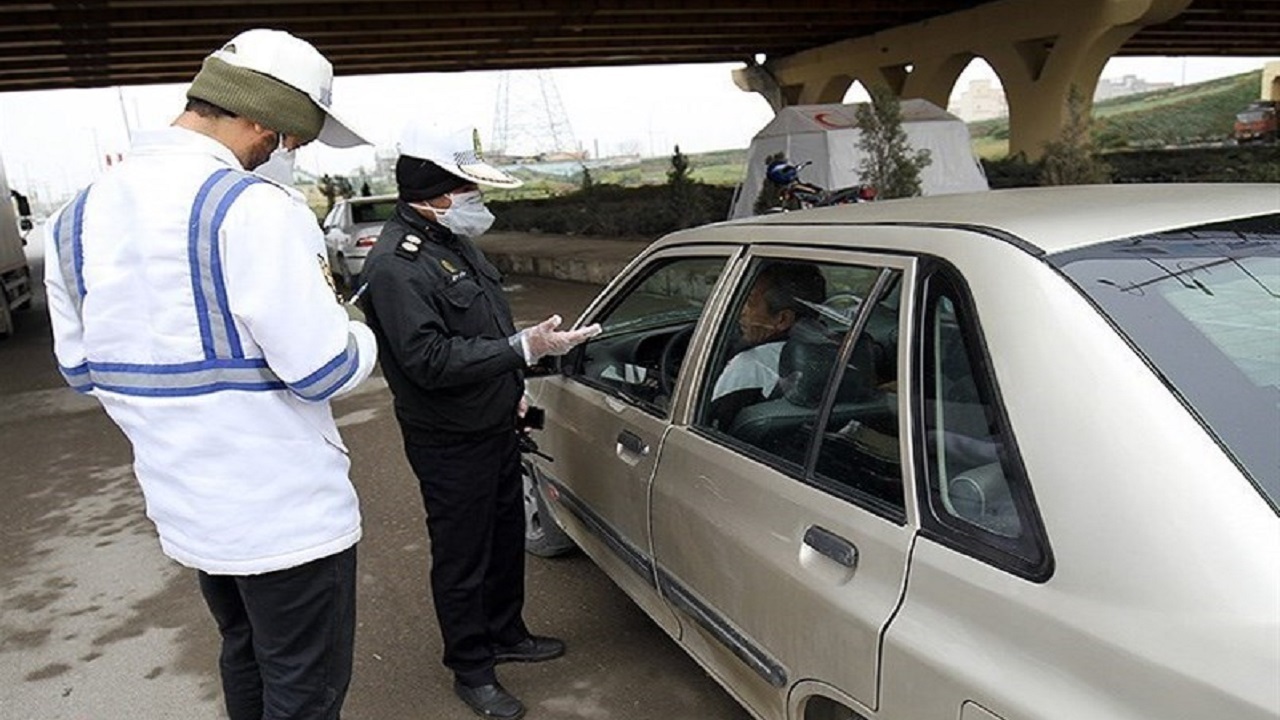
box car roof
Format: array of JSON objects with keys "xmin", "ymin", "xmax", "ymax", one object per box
[{"xmin": 669, "ymin": 184, "xmax": 1278, "ymax": 256}]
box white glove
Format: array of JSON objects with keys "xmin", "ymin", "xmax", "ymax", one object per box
[{"xmin": 515, "ymin": 314, "xmax": 602, "ymax": 363}]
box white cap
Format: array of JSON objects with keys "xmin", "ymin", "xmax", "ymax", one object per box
[
  {"xmin": 210, "ymin": 29, "xmax": 369, "ymax": 148},
  {"xmin": 397, "ymin": 122, "xmax": 522, "ymax": 188}
]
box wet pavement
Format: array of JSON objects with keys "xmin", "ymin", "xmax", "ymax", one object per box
[{"xmin": 0, "ymin": 241, "xmax": 749, "ymax": 719}]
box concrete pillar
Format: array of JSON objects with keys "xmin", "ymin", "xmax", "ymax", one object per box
[
  {"xmin": 1263, "ymin": 61, "xmax": 1280, "ymax": 102},
  {"xmin": 733, "ymin": 0, "xmax": 1193, "ymax": 159}
]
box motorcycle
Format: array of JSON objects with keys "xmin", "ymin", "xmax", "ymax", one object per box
[{"xmin": 764, "ymin": 158, "xmax": 876, "ymax": 211}]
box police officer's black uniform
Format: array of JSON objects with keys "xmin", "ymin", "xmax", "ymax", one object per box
[{"xmin": 361, "ymin": 202, "xmax": 530, "ymax": 688}]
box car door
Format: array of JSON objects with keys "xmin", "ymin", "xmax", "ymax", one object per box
[
  {"xmin": 533, "ymin": 247, "xmax": 738, "ymax": 636},
  {"xmin": 650, "ymin": 244, "xmax": 917, "ymax": 719}
]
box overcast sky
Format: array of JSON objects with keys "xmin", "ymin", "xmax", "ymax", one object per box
[{"xmin": 0, "ymin": 55, "xmax": 1274, "ymax": 205}]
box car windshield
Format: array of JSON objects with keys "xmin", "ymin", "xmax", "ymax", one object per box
[
  {"xmin": 350, "ymin": 200, "xmax": 397, "ymax": 225},
  {"xmin": 1051, "ymin": 214, "xmax": 1280, "ymax": 512}
]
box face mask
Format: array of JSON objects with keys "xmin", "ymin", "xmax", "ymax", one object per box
[
  {"xmin": 433, "ymin": 190, "xmax": 495, "ymax": 238},
  {"xmin": 255, "ymin": 133, "xmax": 296, "ymax": 186}
]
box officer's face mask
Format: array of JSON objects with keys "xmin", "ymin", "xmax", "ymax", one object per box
[
  {"xmin": 432, "ymin": 190, "xmax": 495, "ymax": 238},
  {"xmin": 255, "ymin": 134, "xmax": 297, "ymax": 186}
]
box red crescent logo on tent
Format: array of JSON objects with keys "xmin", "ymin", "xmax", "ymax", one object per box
[{"xmin": 813, "ymin": 112, "xmax": 853, "ymax": 129}]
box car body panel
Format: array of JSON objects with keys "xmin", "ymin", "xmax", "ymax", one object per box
[{"xmin": 525, "ymin": 184, "xmax": 1280, "ymax": 720}]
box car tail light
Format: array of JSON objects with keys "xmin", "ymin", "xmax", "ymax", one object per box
[{"xmin": 354, "ymin": 228, "xmax": 380, "ymax": 248}]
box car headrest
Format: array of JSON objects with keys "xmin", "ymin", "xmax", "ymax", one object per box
[{"xmin": 778, "ymin": 322, "xmax": 837, "ymax": 408}]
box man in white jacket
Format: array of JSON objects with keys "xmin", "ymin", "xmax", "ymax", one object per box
[{"xmin": 43, "ymin": 29, "xmax": 377, "ymax": 720}]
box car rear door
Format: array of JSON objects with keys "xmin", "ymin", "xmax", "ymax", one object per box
[
  {"xmin": 532, "ymin": 246, "xmax": 738, "ymax": 636},
  {"xmin": 650, "ymin": 243, "xmax": 918, "ymax": 719}
]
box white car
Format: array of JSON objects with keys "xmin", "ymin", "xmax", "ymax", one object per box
[
  {"xmin": 522, "ymin": 184, "xmax": 1280, "ymax": 720},
  {"xmin": 321, "ymin": 194, "xmax": 397, "ymax": 289}
]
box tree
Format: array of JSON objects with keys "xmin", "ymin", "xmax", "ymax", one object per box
[
  {"xmin": 667, "ymin": 144, "xmax": 698, "ymax": 228},
  {"xmin": 1040, "ymin": 85, "xmax": 1112, "ymax": 186},
  {"xmin": 854, "ymin": 88, "xmax": 932, "ymax": 199},
  {"xmin": 319, "ymin": 174, "xmax": 338, "ymax": 212}
]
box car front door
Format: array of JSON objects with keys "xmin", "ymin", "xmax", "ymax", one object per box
[
  {"xmin": 533, "ymin": 247, "xmax": 737, "ymax": 635},
  {"xmin": 651, "ymin": 245, "xmax": 917, "ymax": 719}
]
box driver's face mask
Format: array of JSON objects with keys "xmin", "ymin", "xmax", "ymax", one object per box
[{"xmin": 431, "ymin": 190, "xmax": 495, "ymax": 238}]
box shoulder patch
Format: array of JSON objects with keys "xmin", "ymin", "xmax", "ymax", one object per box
[{"xmin": 395, "ymin": 234, "xmax": 423, "ymax": 260}]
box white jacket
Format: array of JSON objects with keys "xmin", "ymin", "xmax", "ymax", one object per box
[{"xmin": 44, "ymin": 127, "xmax": 377, "ymax": 575}]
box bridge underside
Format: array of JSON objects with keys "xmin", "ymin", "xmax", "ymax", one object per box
[{"xmin": 0, "ymin": 1, "xmax": 1273, "ymax": 158}]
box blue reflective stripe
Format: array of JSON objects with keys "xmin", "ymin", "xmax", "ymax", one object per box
[
  {"xmin": 50, "ymin": 168, "xmax": 352, "ymax": 400},
  {"xmin": 288, "ymin": 333, "xmax": 360, "ymax": 401},
  {"xmin": 188, "ymin": 169, "xmax": 265, "ymax": 360},
  {"xmin": 93, "ymin": 380, "xmax": 288, "ymax": 398},
  {"xmin": 59, "ymin": 362, "xmax": 93, "ymax": 393},
  {"xmin": 80, "ymin": 357, "xmax": 285, "ymax": 397},
  {"xmin": 53, "ymin": 188, "xmax": 91, "ymax": 314}
]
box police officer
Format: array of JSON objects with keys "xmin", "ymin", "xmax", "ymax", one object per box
[
  {"xmin": 360, "ymin": 123, "xmax": 599, "ymax": 720},
  {"xmin": 43, "ymin": 29, "xmax": 376, "ymax": 720}
]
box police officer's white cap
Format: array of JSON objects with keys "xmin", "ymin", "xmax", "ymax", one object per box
[{"xmin": 397, "ymin": 122, "xmax": 522, "ymax": 189}]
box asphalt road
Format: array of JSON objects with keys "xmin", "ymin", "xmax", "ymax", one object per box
[{"xmin": 0, "ymin": 245, "xmax": 750, "ymax": 719}]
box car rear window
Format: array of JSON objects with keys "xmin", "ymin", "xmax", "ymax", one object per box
[
  {"xmin": 351, "ymin": 200, "xmax": 397, "ymax": 224},
  {"xmin": 1051, "ymin": 214, "xmax": 1280, "ymax": 512}
]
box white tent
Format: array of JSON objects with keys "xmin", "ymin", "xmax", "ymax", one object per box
[{"xmin": 729, "ymin": 99, "xmax": 988, "ymax": 219}]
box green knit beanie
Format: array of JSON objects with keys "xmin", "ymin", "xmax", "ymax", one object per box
[{"xmin": 187, "ymin": 56, "xmax": 324, "ymax": 143}]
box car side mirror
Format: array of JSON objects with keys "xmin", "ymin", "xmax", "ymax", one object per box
[{"xmin": 526, "ymin": 354, "xmax": 561, "ymax": 377}]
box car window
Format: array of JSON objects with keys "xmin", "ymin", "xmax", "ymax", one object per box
[
  {"xmin": 917, "ymin": 268, "xmax": 1051, "ymax": 579},
  {"xmin": 1051, "ymin": 214, "xmax": 1280, "ymax": 512},
  {"xmin": 322, "ymin": 205, "xmax": 341, "ymax": 229},
  {"xmin": 564, "ymin": 256, "xmax": 726, "ymax": 416},
  {"xmin": 694, "ymin": 259, "xmax": 907, "ymax": 515},
  {"xmin": 350, "ymin": 200, "xmax": 397, "ymax": 225},
  {"xmin": 812, "ymin": 273, "xmax": 905, "ymax": 516}
]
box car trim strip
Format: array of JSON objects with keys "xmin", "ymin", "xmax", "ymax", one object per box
[
  {"xmin": 656, "ymin": 567, "xmax": 789, "ymax": 689},
  {"xmin": 541, "ymin": 474, "xmax": 656, "ymax": 587},
  {"xmin": 540, "ymin": 475, "xmax": 789, "ymax": 690}
]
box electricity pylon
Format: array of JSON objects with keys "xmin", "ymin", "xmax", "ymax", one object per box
[{"xmin": 490, "ymin": 70, "xmax": 583, "ymax": 162}]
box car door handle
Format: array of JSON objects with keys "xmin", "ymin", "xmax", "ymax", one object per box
[
  {"xmin": 616, "ymin": 430, "xmax": 649, "ymax": 456},
  {"xmin": 803, "ymin": 526, "xmax": 858, "ymax": 569}
]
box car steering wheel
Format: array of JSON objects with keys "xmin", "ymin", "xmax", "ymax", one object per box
[{"xmin": 658, "ymin": 325, "xmax": 695, "ymax": 397}]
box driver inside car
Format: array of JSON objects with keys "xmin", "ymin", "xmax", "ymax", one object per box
[{"xmin": 709, "ymin": 261, "xmax": 826, "ymax": 427}]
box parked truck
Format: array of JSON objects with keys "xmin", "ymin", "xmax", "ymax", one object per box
[
  {"xmin": 1234, "ymin": 100, "xmax": 1279, "ymax": 145},
  {"xmin": 0, "ymin": 158, "xmax": 34, "ymax": 339}
]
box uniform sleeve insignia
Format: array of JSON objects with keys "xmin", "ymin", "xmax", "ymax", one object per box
[{"xmin": 440, "ymin": 258, "xmax": 459, "ymax": 274}]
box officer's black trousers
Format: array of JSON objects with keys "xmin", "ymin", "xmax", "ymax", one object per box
[
  {"xmin": 404, "ymin": 429, "xmax": 529, "ymax": 687},
  {"xmin": 197, "ymin": 545, "xmax": 357, "ymax": 720}
]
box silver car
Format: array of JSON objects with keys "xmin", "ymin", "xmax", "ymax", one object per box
[
  {"xmin": 522, "ymin": 184, "xmax": 1279, "ymax": 720},
  {"xmin": 321, "ymin": 194, "xmax": 398, "ymax": 289}
]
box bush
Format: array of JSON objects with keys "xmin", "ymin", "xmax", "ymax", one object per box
[{"xmin": 489, "ymin": 182, "xmax": 736, "ymax": 239}]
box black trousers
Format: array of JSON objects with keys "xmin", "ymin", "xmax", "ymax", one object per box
[
  {"xmin": 197, "ymin": 545, "xmax": 357, "ymax": 720},
  {"xmin": 404, "ymin": 429, "xmax": 529, "ymax": 687}
]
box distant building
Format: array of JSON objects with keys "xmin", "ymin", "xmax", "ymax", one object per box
[
  {"xmin": 948, "ymin": 74, "xmax": 1176, "ymax": 122},
  {"xmin": 1094, "ymin": 75, "xmax": 1174, "ymax": 101},
  {"xmin": 948, "ymin": 79, "xmax": 1008, "ymax": 122}
]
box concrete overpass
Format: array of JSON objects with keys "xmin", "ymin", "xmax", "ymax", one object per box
[{"xmin": 1, "ymin": 0, "xmax": 1275, "ymax": 157}]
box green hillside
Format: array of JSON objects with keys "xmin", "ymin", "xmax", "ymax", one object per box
[{"xmin": 969, "ymin": 70, "xmax": 1263, "ymax": 153}]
